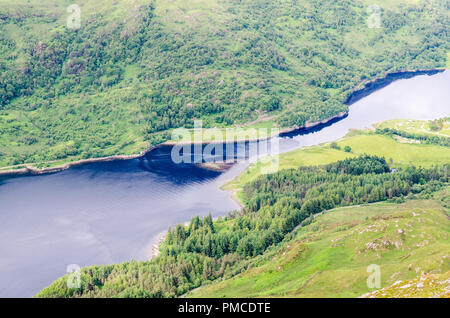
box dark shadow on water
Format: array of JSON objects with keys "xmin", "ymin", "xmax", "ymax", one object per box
[
  {"xmin": 345, "ymin": 69, "xmax": 443, "ymax": 105},
  {"xmin": 139, "ymin": 146, "xmax": 221, "ymax": 182},
  {"xmin": 278, "ymin": 69, "xmax": 444, "ymax": 139},
  {"xmin": 279, "ymin": 113, "xmax": 349, "ymax": 139}
]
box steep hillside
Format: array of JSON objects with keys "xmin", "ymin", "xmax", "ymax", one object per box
[
  {"xmin": 1, "ymin": 0, "xmax": 449, "ymax": 169},
  {"xmin": 188, "ymin": 192, "xmax": 450, "ymax": 297}
]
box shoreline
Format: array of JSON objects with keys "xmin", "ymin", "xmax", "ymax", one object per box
[
  {"xmin": 0, "ymin": 68, "xmax": 445, "ymax": 178},
  {"xmin": 149, "ymin": 230, "xmax": 168, "ymax": 260},
  {"xmin": 345, "ymin": 68, "xmax": 446, "ymax": 105},
  {"xmin": 0, "ymin": 110, "xmax": 349, "ymax": 177},
  {"xmin": 0, "ymin": 148, "xmax": 157, "ymax": 177}
]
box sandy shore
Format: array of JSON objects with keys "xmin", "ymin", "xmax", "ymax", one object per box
[
  {"xmin": 148, "ymin": 220, "xmax": 193, "ymax": 260},
  {"xmin": 149, "ymin": 230, "xmax": 167, "ymax": 260}
]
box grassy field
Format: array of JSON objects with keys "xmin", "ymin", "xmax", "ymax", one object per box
[
  {"xmin": 377, "ymin": 118, "xmax": 450, "ymax": 138},
  {"xmin": 336, "ymin": 133, "xmax": 450, "ymax": 166},
  {"xmin": 188, "ymin": 191, "xmax": 450, "ymax": 298}
]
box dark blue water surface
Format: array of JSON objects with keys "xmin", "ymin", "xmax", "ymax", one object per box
[{"xmin": 0, "ymin": 70, "xmax": 449, "ymax": 297}]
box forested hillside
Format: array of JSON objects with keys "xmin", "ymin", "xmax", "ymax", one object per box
[{"xmin": 1, "ymin": 0, "xmax": 449, "ymax": 168}]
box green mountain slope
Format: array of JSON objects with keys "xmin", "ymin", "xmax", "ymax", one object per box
[
  {"xmin": 188, "ymin": 193, "xmax": 450, "ymax": 297},
  {"xmin": 1, "ymin": 0, "xmax": 449, "ymax": 169}
]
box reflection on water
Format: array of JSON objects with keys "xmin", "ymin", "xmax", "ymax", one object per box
[{"xmin": 0, "ymin": 70, "xmax": 449, "ymax": 297}]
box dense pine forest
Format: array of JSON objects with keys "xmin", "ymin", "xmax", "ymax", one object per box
[
  {"xmin": 0, "ymin": 0, "xmax": 449, "ymax": 168},
  {"xmin": 36, "ymin": 155, "xmax": 449, "ymax": 297}
]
